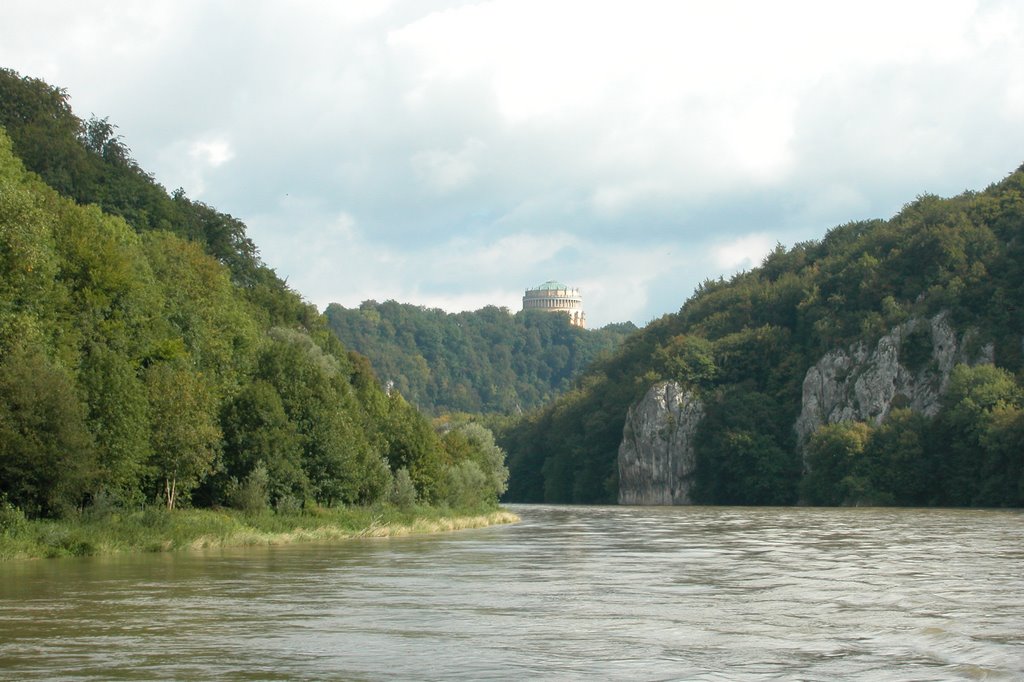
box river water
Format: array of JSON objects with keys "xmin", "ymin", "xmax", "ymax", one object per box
[{"xmin": 0, "ymin": 505, "xmax": 1022, "ymax": 680}]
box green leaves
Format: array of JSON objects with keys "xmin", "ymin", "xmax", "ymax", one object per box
[
  {"xmin": 0, "ymin": 341, "xmax": 95, "ymax": 516},
  {"xmin": 937, "ymin": 364, "xmax": 1024, "ymax": 506},
  {"xmin": 325, "ymin": 301, "xmax": 637, "ymax": 415},
  {"xmin": 503, "ymin": 153, "xmax": 1024, "ymax": 506},
  {"xmin": 652, "ymin": 335, "xmax": 716, "ymax": 389},
  {"xmin": 220, "ymin": 379, "xmax": 306, "ymax": 505},
  {"xmin": 439, "ymin": 422, "xmax": 509, "ymax": 507},
  {"xmin": 0, "ymin": 73, "xmax": 502, "ymax": 523},
  {"xmin": 798, "ymin": 364, "xmax": 1024, "ymax": 508},
  {"xmin": 145, "ymin": 362, "xmax": 221, "ymax": 510},
  {"xmin": 800, "ymin": 421, "xmax": 872, "ymax": 506},
  {"xmin": 80, "ymin": 344, "xmax": 151, "ymax": 502}
]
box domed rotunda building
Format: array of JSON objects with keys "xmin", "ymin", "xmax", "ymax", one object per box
[{"xmin": 522, "ymin": 280, "xmax": 586, "ymax": 328}]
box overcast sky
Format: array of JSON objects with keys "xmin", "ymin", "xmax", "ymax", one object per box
[{"xmin": 2, "ymin": 1, "xmax": 1022, "ymax": 326}]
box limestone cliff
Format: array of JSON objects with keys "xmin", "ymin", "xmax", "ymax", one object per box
[
  {"xmin": 794, "ymin": 311, "xmax": 993, "ymax": 447},
  {"xmin": 617, "ymin": 380, "xmax": 704, "ymax": 505}
]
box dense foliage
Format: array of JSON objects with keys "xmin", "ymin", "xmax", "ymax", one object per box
[
  {"xmin": 325, "ymin": 300, "xmax": 636, "ymax": 414},
  {"xmin": 502, "ymin": 167, "xmax": 1024, "ymax": 506},
  {"xmin": 0, "ymin": 70, "xmax": 508, "ymax": 520}
]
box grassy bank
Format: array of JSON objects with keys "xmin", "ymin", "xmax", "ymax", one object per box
[{"xmin": 0, "ymin": 504, "xmax": 519, "ymax": 560}]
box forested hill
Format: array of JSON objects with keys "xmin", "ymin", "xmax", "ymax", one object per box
[
  {"xmin": 325, "ymin": 301, "xmax": 637, "ymax": 414},
  {"xmin": 0, "ymin": 69, "xmax": 507, "ymax": 519},
  {"xmin": 501, "ymin": 165, "xmax": 1024, "ymax": 507}
]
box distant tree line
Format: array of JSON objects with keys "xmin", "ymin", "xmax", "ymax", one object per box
[{"xmin": 325, "ymin": 301, "xmax": 636, "ymax": 415}]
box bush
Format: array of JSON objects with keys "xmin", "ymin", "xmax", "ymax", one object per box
[
  {"xmin": 0, "ymin": 497, "xmax": 27, "ymax": 536},
  {"xmin": 388, "ymin": 468, "xmax": 417, "ymax": 509},
  {"xmin": 274, "ymin": 494, "xmax": 303, "ymax": 515},
  {"xmin": 227, "ymin": 462, "xmax": 270, "ymax": 514},
  {"xmin": 444, "ymin": 460, "xmax": 488, "ymax": 509},
  {"xmin": 140, "ymin": 506, "xmax": 172, "ymax": 531},
  {"xmin": 83, "ymin": 489, "xmax": 122, "ymax": 521}
]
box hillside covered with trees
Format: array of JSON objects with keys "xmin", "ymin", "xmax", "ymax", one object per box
[
  {"xmin": 501, "ymin": 166, "xmax": 1024, "ymax": 507},
  {"xmin": 325, "ymin": 301, "xmax": 636, "ymax": 415},
  {"xmin": 0, "ymin": 69, "xmax": 507, "ymax": 522}
]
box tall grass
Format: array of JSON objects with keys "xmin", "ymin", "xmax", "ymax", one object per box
[{"xmin": 0, "ymin": 504, "xmax": 519, "ymax": 560}]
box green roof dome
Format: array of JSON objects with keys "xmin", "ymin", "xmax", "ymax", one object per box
[{"xmin": 532, "ymin": 280, "xmax": 570, "ymax": 290}]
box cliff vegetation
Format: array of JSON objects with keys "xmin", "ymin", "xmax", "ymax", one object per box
[{"xmin": 501, "ymin": 164, "xmax": 1024, "ymax": 507}]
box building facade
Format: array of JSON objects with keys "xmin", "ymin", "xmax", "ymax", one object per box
[{"xmin": 522, "ymin": 280, "xmax": 586, "ymax": 328}]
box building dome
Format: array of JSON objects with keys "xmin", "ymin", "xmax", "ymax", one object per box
[
  {"xmin": 533, "ymin": 280, "xmax": 570, "ymax": 290},
  {"xmin": 522, "ymin": 280, "xmax": 586, "ymax": 328}
]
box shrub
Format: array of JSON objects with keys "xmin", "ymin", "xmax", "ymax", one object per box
[
  {"xmin": 444, "ymin": 460, "xmax": 488, "ymax": 509},
  {"xmin": 0, "ymin": 497, "xmax": 27, "ymax": 536},
  {"xmin": 389, "ymin": 468, "xmax": 417, "ymax": 509},
  {"xmin": 274, "ymin": 494, "xmax": 303, "ymax": 515},
  {"xmin": 227, "ymin": 462, "xmax": 270, "ymax": 514}
]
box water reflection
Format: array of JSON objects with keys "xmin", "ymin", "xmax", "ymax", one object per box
[{"xmin": 1, "ymin": 506, "xmax": 1022, "ymax": 680}]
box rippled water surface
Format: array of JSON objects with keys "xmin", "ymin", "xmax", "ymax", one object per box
[{"xmin": 1, "ymin": 505, "xmax": 1022, "ymax": 680}]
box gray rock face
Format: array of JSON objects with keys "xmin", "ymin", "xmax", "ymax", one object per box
[
  {"xmin": 618, "ymin": 380, "xmax": 704, "ymax": 505},
  {"xmin": 794, "ymin": 311, "xmax": 993, "ymax": 447}
]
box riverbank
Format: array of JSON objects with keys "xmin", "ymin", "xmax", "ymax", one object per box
[{"xmin": 0, "ymin": 505, "xmax": 519, "ymax": 560}]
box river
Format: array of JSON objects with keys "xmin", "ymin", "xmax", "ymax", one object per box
[{"xmin": 1, "ymin": 505, "xmax": 1022, "ymax": 680}]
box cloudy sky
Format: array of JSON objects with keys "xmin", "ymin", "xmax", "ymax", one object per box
[{"xmin": 2, "ymin": 1, "xmax": 1022, "ymax": 326}]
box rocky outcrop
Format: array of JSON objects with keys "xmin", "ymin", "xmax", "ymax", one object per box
[
  {"xmin": 618, "ymin": 380, "xmax": 704, "ymax": 505},
  {"xmin": 795, "ymin": 312, "xmax": 993, "ymax": 447}
]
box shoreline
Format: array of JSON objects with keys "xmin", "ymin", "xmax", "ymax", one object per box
[
  {"xmin": 187, "ymin": 509, "xmax": 521, "ymax": 550},
  {"xmin": 0, "ymin": 506, "xmax": 520, "ymax": 561}
]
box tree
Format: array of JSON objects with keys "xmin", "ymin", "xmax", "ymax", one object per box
[
  {"xmin": 0, "ymin": 71, "xmax": 475, "ymax": 522},
  {"xmin": 388, "ymin": 467, "xmax": 417, "ymax": 508},
  {"xmin": 693, "ymin": 387, "xmax": 800, "ymax": 505},
  {"xmin": 0, "ymin": 146, "xmax": 60, "ymax": 321},
  {"xmin": 0, "ymin": 342, "xmax": 94, "ymax": 517},
  {"xmin": 79, "ymin": 344, "xmax": 151, "ymax": 504},
  {"xmin": 145, "ymin": 362, "xmax": 220, "ymax": 509},
  {"xmin": 861, "ymin": 409, "xmax": 934, "ymax": 505},
  {"xmin": 977, "ymin": 404, "xmax": 1024, "ymax": 506},
  {"xmin": 255, "ymin": 328, "xmax": 390, "ymax": 506},
  {"xmin": 801, "ymin": 421, "xmax": 872, "ymax": 506},
  {"xmin": 143, "ymin": 230, "xmax": 261, "ymax": 395},
  {"xmin": 380, "ymin": 393, "xmax": 446, "ymax": 502},
  {"xmin": 303, "ymin": 406, "xmax": 390, "ymax": 506},
  {"xmin": 219, "ymin": 379, "xmax": 307, "ymax": 505},
  {"xmin": 652, "ymin": 335, "xmax": 716, "ymax": 389},
  {"xmin": 439, "ymin": 421, "xmax": 509, "ymax": 506},
  {"xmin": 938, "ymin": 364, "xmax": 1022, "ymax": 505},
  {"xmin": 0, "ymin": 68, "xmax": 93, "ymax": 200},
  {"xmin": 696, "ymin": 429, "xmax": 796, "ymax": 505},
  {"xmin": 324, "ymin": 300, "xmax": 637, "ymax": 415}
]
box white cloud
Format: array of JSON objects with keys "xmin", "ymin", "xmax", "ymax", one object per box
[
  {"xmin": 713, "ymin": 234, "xmax": 775, "ymax": 272},
  {"xmin": 589, "ymin": 180, "xmax": 668, "ymax": 217},
  {"xmin": 190, "ymin": 138, "xmax": 233, "ymax": 167},
  {"xmin": 248, "ymin": 202, "xmax": 692, "ymax": 326},
  {"xmin": 151, "ymin": 135, "xmax": 234, "ymax": 197},
  {"xmin": 411, "ymin": 138, "xmax": 486, "ymax": 193},
  {"xmin": 331, "ymin": 211, "xmax": 358, "ymax": 238},
  {"xmin": 2, "ymin": 0, "xmax": 1023, "ymax": 325}
]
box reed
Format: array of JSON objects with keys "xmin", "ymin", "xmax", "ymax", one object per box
[{"xmin": 0, "ymin": 505, "xmax": 519, "ymax": 560}]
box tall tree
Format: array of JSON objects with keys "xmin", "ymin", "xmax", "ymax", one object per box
[
  {"xmin": 145, "ymin": 362, "xmax": 220, "ymax": 510},
  {"xmin": 0, "ymin": 341, "xmax": 94, "ymax": 516}
]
